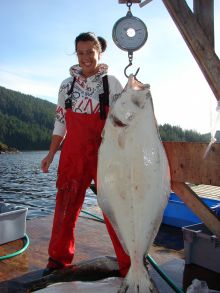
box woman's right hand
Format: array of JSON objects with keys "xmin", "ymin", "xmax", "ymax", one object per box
[
  {"xmin": 41, "ymin": 135, "xmax": 63, "ymax": 173},
  {"xmin": 41, "ymin": 153, "xmax": 54, "ymax": 173}
]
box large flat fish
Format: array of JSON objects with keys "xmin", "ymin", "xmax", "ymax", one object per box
[{"xmin": 97, "ymin": 75, "xmax": 170, "ymax": 293}]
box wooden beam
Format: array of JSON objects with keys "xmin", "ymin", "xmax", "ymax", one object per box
[
  {"xmin": 118, "ymin": 0, "xmax": 141, "ymax": 3},
  {"xmin": 163, "ymin": 142, "xmax": 220, "ymax": 186},
  {"xmin": 193, "ymin": 0, "xmax": 214, "ymax": 48},
  {"xmin": 162, "ymin": 0, "xmax": 220, "ymax": 101},
  {"xmin": 172, "ymin": 182, "xmax": 220, "ymax": 238}
]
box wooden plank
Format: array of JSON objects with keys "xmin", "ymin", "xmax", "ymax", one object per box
[
  {"xmin": 172, "ymin": 182, "xmax": 220, "ymax": 238},
  {"xmin": 190, "ymin": 184, "xmax": 220, "ymax": 200},
  {"xmin": 162, "ymin": 0, "xmax": 220, "ymax": 101},
  {"xmin": 0, "ymin": 216, "xmax": 116, "ymax": 282},
  {"xmin": 118, "ymin": 0, "xmax": 141, "ymax": 3},
  {"xmin": 163, "ymin": 142, "xmax": 220, "ymax": 186},
  {"xmin": 193, "ymin": 0, "xmax": 214, "ymax": 48}
]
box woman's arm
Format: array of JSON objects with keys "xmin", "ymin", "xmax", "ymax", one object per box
[{"xmin": 41, "ymin": 79, "xmax": 69, "ymax": 173}]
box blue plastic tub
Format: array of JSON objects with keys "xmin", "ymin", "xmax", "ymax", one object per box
[{"xmin": 162, "ymin": 192, "xmax": 220, "ymax": 228}]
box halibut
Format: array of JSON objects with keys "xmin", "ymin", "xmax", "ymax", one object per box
[{"xmin": 97, "ymin": 75, "xmax": 170, "ymax": 293}]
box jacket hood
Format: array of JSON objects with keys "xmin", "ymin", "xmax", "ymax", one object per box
[{"xmin": 69, "ymin": 64, "xmax": 108, "ymax": 81}]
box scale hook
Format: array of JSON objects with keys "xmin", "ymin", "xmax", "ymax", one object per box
[
  {"xmin": 124, "ymin": 63, "xmax": 140, "ymax": 78},
  {"xmin": 124, "ymin": 51, "xmax": 140, "ymax": 78}
]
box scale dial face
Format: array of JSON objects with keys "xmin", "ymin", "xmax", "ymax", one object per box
[{"xmin": 112, "ymin": 13, "xmax": 148, "ymax": 52}]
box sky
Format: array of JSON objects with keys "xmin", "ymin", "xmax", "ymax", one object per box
[{"xmin": 0, "ymin": 0, "xmax": 219, "ymax": 134}]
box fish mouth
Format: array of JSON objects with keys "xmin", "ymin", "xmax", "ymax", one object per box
[{"xmin": 110, "ymin": 115, "xmax": 127, "ymax": 128}]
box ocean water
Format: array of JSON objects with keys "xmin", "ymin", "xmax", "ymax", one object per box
[{"xmin": 0, "ymin": 151, "xmax": 99, "ymax": 219}]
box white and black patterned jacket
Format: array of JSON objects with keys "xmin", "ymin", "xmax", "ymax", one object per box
[{"xmin": 53, "ymin": 63, "xmax": 123, "ymax": 137}]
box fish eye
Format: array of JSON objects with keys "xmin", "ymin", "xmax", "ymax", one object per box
[
  {"xmin": 112, "ymin": 93, "xmax": 120, "ymax": 103},
  {"xmin": 132, "ymin": 96, "xmax": 145, "ymax": 109},
  {"xmin": 132, "ymin": 99, "xmax": 141, "ymax": 108}
]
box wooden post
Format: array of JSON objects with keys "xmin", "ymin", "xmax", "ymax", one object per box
[
  {"xmin": 162, "ymin": 0, "xmax": 220, "ymax": 101},
  {"xmin": 193, "ymin": 0, "xmax": 214, "ymax": 48}
]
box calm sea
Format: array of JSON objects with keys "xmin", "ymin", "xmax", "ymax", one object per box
[{"xmin": 0, "ymin": 151, "xmax": 98, "ymax": 219}]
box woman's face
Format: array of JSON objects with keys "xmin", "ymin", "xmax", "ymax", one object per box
[{"xmin": 76, "ymin": 41, "xmax": 101, "ymax": 78}]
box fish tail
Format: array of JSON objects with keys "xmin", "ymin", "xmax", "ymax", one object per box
[{"xmin": 118, "ymin": 267, "xmax": 158, "ymax": 293}]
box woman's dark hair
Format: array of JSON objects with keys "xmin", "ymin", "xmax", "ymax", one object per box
[{"xmin": 75, "ymin": 32, "xmax": 107, "ymax": 53}]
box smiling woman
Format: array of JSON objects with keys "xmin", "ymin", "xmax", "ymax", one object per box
[
  {"xmin": 75, "ymin": 33, "xmax": 104, "ymax": 78},
  {"xmin": 40, "ymin": 31, "xmax": 132, "ymax": 277}
]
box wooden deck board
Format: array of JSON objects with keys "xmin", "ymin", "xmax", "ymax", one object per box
[
  {"xmin": 0, "ymin": 214, "xmax": 116, "ymax": 282},
  {"xmin": 0, "ymin": 213, "xmax": 219, "ymax": 292},
  {"xmin": 0, "ymin": 214, "xmax": 184, "ymax": 280},
  {"xmin": 190, "ymin": 184, "xmax": 220, "ymax": 200}
]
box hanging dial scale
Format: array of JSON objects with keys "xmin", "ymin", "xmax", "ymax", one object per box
[{"xmin": 112, "ymin": 1, "xmax": 148, "ymax": 77}]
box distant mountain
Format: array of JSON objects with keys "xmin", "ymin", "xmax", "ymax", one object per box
[
  {"xmin": 0, "ymin": 85, "xmax": 213, "ymax": 151},
  {"xmin": 0, "ymin": 86, "xmax": 56, "ymax": 150}
]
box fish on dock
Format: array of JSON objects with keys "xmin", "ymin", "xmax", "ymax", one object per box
[{"xmin": 97, "ymin": 75, "xmax": 171, "ymax": 293}]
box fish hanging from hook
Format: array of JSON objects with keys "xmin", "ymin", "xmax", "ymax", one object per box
[{"xmin": 112, "ymin": 1, "xmax": 148, "ymax": 78}]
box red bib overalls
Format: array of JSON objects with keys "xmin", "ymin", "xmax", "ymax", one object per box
[{"xmin": 48, "ymin": 107, "xmax": 130, "ymax": 276}]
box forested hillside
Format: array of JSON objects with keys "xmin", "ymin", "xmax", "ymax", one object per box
[
  {"xmin": 159, "ymin": 124, "xmax": 211, "ymax": 142},
  {"xmin": 0, "ymin": 86, "xmax": 56, "ymax": 150},
  {"xmin": 0, "ymin": 85, "xmax": 214, "ymax": 151}
]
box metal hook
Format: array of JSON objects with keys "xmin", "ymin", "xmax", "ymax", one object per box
[
  {"xmin": 124, "ymin": 51, "xmax": 140, "ymax": 78},
  {"xmin": 124, "ymin": 63, "xmax": 140, "ymax": 78}
]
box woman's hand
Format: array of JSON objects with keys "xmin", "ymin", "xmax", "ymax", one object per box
[
  {"xmin": 41, "ymin": 135, "xmax": 64, "ymax": 173},
  {"xmin": 41, "ymin": 153, "xmax": 54, "ymax": 173}
]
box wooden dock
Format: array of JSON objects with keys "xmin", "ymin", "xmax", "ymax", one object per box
[
  {"xmin": 190, "ymin": 184, "xmax": 220, "ymax": 200},
  {"xmin": 0, "ymin": 213, "xmax": 219, "ymax": 292}
]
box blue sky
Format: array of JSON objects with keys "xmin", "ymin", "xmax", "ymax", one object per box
[{"xmin": 0, "ymin": 0, "xmax": 219, "ymax": 134}]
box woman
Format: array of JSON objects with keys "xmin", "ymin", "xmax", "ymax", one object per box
[{"xmin": 41, "ymin": 32, "xmax": 130, "ymax": 276}]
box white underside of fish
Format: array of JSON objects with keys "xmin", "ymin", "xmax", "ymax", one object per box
[
  {"xmin": 36, "ymin": 278, "xmax": 123, "ymax": 293},
  {"xmin": 97, "ymin": 77, "xmax": 170, "ymax": 293}
]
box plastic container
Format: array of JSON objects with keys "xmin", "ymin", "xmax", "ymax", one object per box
[
  {"xmin": 182, "ymin": 223, "xmax": 220, "ymax": 273},
  {"xmin": 0, "ymin": 202, "xmax": 28, "ymax": 245},
  {"xmin": 162, "ymin": 193, "xmax": 220, "ymax": 228}
]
